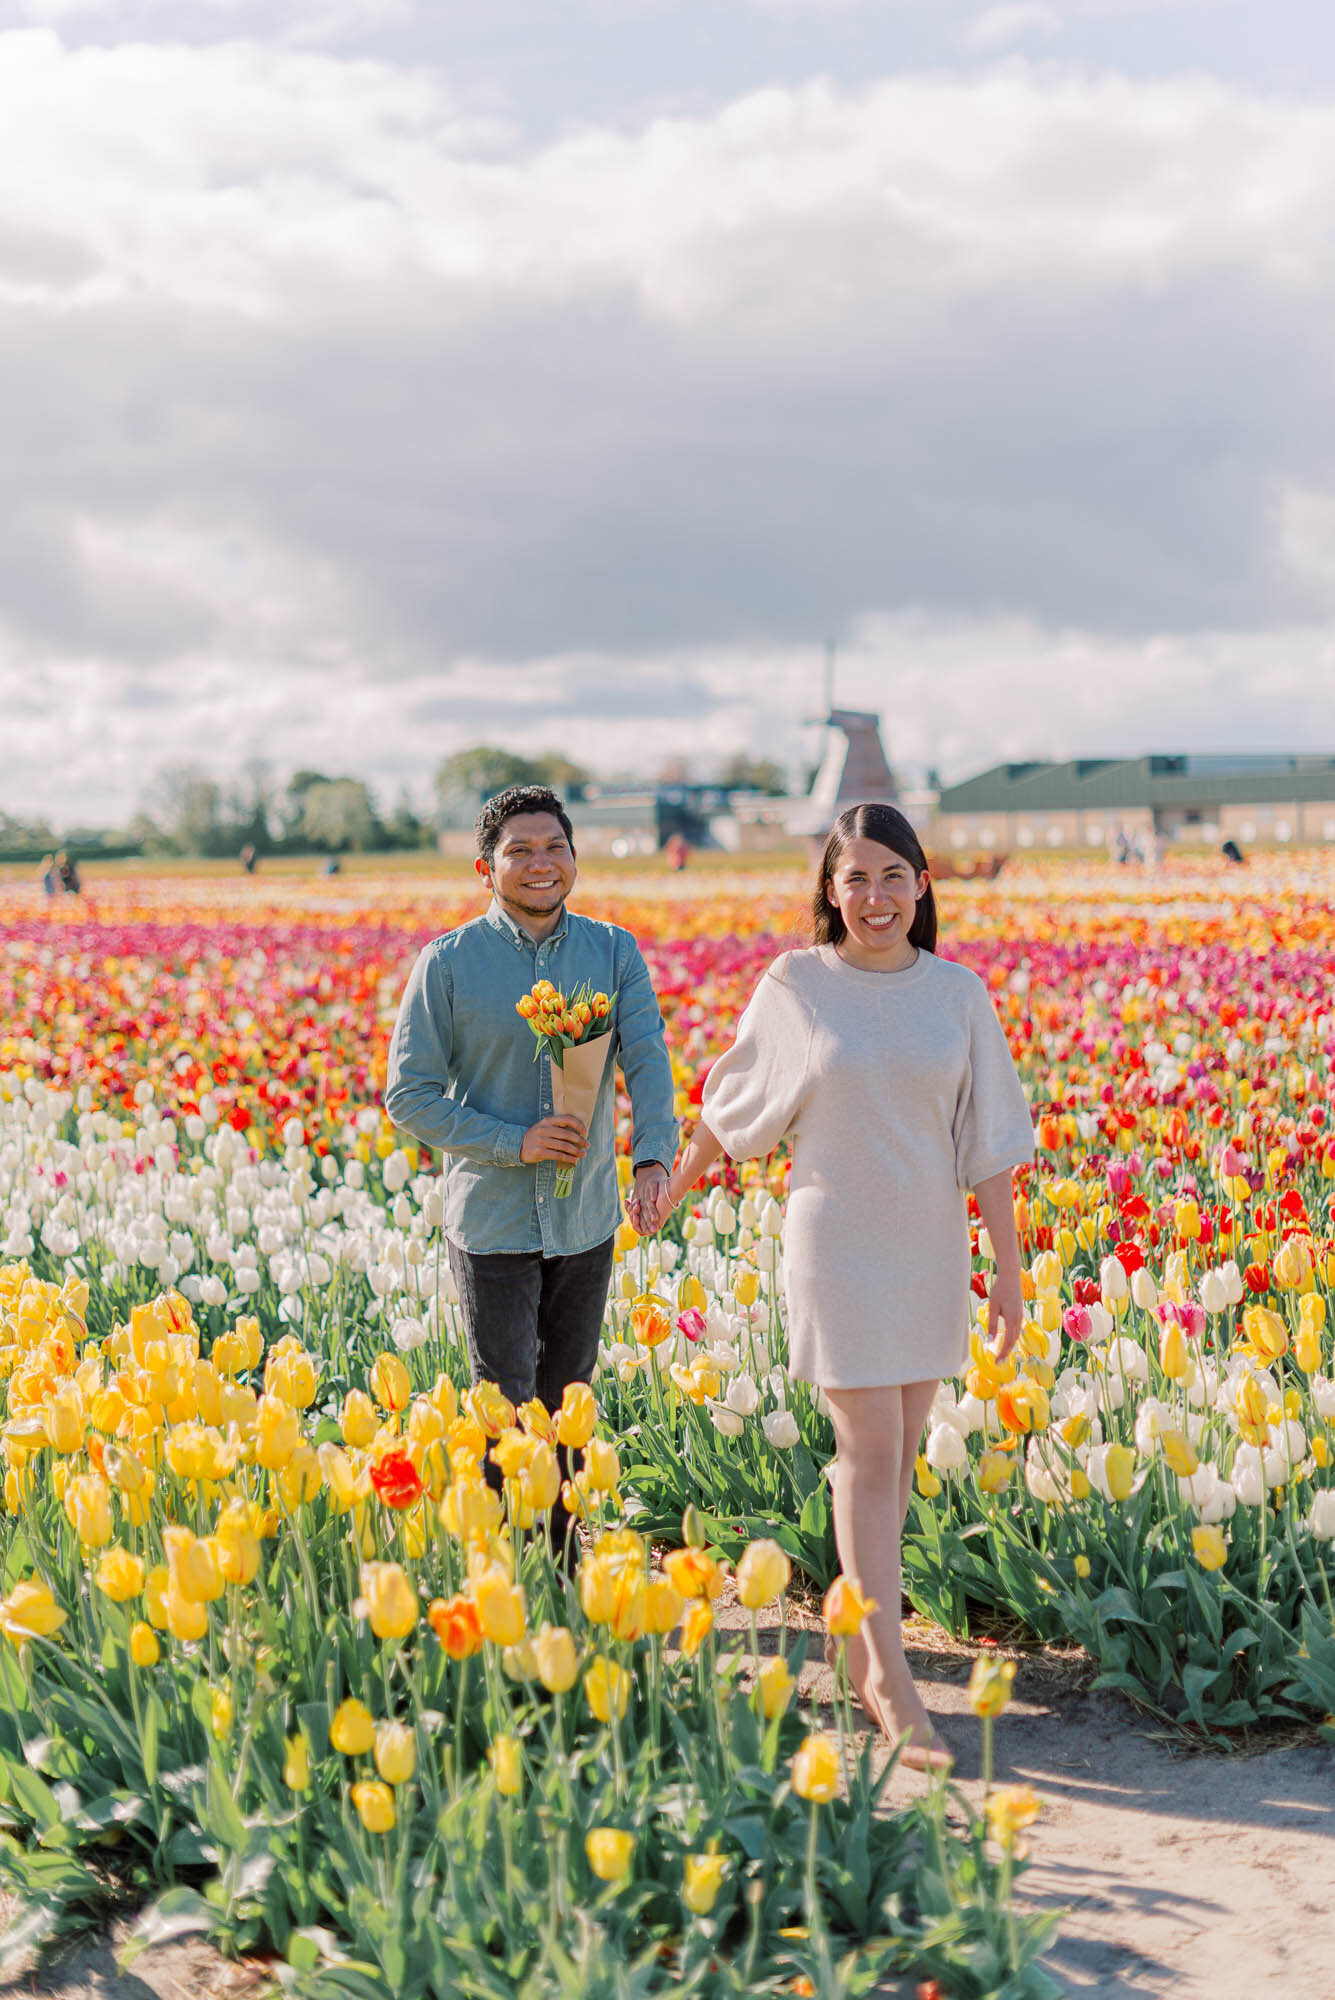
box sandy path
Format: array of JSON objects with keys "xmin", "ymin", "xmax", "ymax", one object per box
[{"xmin": 4, "ymin": 1609, "xmax": 1332, "ymax": 1998}]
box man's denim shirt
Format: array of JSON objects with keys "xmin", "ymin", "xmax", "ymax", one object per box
[{"xmin": 384, "ymin": 900, "xmax": 678, "ymax": 1256}]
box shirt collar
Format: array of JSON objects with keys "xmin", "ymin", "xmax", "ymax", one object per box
[{"xmin": 486, "ymin": 897, "xmax": 570, "ymax": 950}]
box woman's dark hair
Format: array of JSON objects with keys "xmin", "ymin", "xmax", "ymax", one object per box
[
  {"xmin": 812, "ymin": 802, "xmax": 937, "ymax": 952},
  {"xmin": 474, "ymin": 785, "xmax": 575, "ymax": 867}
]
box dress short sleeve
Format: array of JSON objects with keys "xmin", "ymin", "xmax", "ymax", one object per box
[
  {"xmin": 700, "ymin": 954, "xmax": 814, "ymax": 1161},
  {"xmin": 952, "ymin": 981, "xmax": 1035, "ymax": 1190}
]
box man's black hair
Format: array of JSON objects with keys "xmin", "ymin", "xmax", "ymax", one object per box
[{"xmin": 474, "ymin": 785, "xmax": 575, "ymax": 868}]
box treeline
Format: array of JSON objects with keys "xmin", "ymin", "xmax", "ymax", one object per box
[{"xmin": 8, "ymin": 745, "xmax": 790, "ymax": 861}]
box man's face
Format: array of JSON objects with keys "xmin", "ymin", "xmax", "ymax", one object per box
[{"xmin": 476, "ymin": 812, "xmax": 577, "ymax": 924}]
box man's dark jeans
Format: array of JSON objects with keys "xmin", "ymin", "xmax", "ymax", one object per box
[
  {"xmin": 445, "ymin": 1234, "xmax": 615, "ymax": 1412},
  {"xmin": 445, "ymin": 1234, "xmax": 615, "ymax": 1567}
]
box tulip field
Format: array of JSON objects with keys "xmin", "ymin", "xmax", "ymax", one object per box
[{"xmin": 3, "ymin": 855, "xmax": 1335, "ymax": 1995}]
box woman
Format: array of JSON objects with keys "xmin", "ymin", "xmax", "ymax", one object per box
[{"xmin": 665, "ymin": 803, "xmax": 1034, "ymax": 1766}]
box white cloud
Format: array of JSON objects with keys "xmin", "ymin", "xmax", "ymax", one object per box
[
  {"xmin": 1, "ymin": 37, "xmax": 1332, "ymax": 320},
  {"xmin": 965, "ymin": 6, "xmax": 1062, "ymax": 52}
]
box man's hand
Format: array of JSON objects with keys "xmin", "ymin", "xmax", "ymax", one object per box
[
  {"xmin": 520, "ymin": 1116, "xmax": 589, "ymax": 1166},
  {"xmin": 628, "ymin": 1164, "xmax": 671, "ymax": 1235},
  {"xmin": 987, "ymin": 1271, "xmax": 1025, "ymax": 1363}
]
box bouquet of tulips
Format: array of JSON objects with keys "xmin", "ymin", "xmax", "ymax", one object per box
[{"xmin": 516, "ymin": 979, "xmax": 616, "ymax": 1196}]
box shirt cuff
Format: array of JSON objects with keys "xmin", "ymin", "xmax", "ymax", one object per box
[
  {"xmin": 495, "ymin": 1124, "xmax": 528, "ymax": 1167},
  {"xmin": 633, "ymin": 1159, "xmax": 668, "ymax": 1175}
]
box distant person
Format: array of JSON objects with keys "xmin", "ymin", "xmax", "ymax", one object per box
[
  {"xmin": 1221, "ymin": 838, "xmax": 1246, "ymax": 866},
  {"xmin": 665, "ymin": 832, "xmax": 689, "ymax": 872},
  {"xmin": 321, "ymin": 855, "xmax": 341, "ymax": 876},
  {"xmin": 1113, "ymin": 827, "xmax": 1130, "ymax": 865},
  {"xmin": 240, "ymin": 843, "xmax": 258, "ymax": 875},
  {"xmin": 55, "ymin": 851, "xmax": 80, "ymax": 895},
  {"xmin": 40, "ymin": 854, "xmax": 59, "ymax": 897}
]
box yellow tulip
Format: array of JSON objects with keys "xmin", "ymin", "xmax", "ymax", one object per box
[
  {"xmin": 1192, "ymin": 1524, "xmax": 1228, "ymax": 1571},
  {"xmin": 585, "ymin": 1653, "xmax": 631, "ymax": 1723},
  {"xmin": 63, "ymin": 1472, "xmax": 113, "ymax": 1549},
  {"xmin": 1158, "ymin": 1320, "xmax": 1189, "ymax": 1381},
  {"xmin": 144, "ymin": 1564, "xmax": 170, "ymax": 1630},
  {"xmin": 351, "ymin": 1779, "xmax": 396, "ymax": 1833},
  {"xmin": 585, "ymin": 1828, "xmax": 634, "ymax": 1882},
  {"xmin": 663, "ymin": 1546, "xmax": 724, "ymax": 1602},
  {"xmin": 210, "ymin": 1687, "xmax": 233, "ymax": 1740},
  {"xmin": 253, "ymin": 1395, "xmax": 301, "ymax": 1471},
  {"xmin": 1242, "ymin": 1306, "xmax": 1289, "ymax": 1362},
  {"xmin": 735, "ymin": 1538, "xmax": 791, "ymax": 1610},
  {"xmin": 330, "ymin": 1698, "xmax": 376, "ymax": 1757},
  {"xmin": 488, "ymin": 1733, "xmax": 523, "ymax": 1796},
  {"xmin": 284, "ymin": 1731, "xmax": 311, "ymax": 1791},
  {"xmin": 642, "ymin": 1574, "xmax": 685, "ymax": 1637},
  {"xmin": 822, "ymin": 1574, "xmax": 877, "ymax": 1637},
  {"xmin": 214, "ymin": 1502, "xmax": 261, "ymax": 1586},
  {"xmin": 165, "ymin": 1581, "xmax": 208, "ymax": 1644},
  {"xmin": 473, "ymin": 1566, "xmax": 526, "ymax": 1648},
  {"xmin": 683, "ymin": 1852, "xmax": 729, "ymax": 1915},
  {"xmin": 555, "ymin": 1381, "xmax": 597, "ymax": 1449},
  {"xmin": 967, "ymin": 1655, "xmax": 1016, "ymax": 1718},
  {"xmin": 369, "ymin": 1354, "xmax": 412, "ymax": 1415},
  {"xmin": 680, "ymin": 1599, "xmax": 714, "ymax": 1658},
  {"xmin": 340, "ymin": 1389, "xmax": 378, "ymax": 1448},
  {"xmin": 354, "ymin": 1562, "xmax": 419, "ymax": 1641},
  {"xmin": 440, "ymin": 1477, "xmax": 503, "ymax": 1544},
  {"xmin": 373, "ymin": 1720, "xmax": 416, "ymax": 1785},
  {"xmin": 464, "ymin": 1379, "xmax": 514, "ymax": 1437},
  {"xmin": 732, "ymin": 1270, "xmax": 760, "ymax": 1308},
  {"xmin": 129, "ymin": 1621, "xmax": 160, "ymax": 1667},
  {"xmin": 977, "ymin": 1450, "xmax": 1013, "ymax": 1495},
  {"xmin": 791, "ymin": 1732, "xmax": 840, "ymax": 1803},
  {"xmin": 44, "ymin": 1385, "xmax": 85, "ymax": 1454},
  {"xmin": 756, "ymin": 1654, "xmax": 795, "ymax": 1719},
  {"xmin": 94, "ymin": 1546, "xmax": 145, "ymax": 1603},
  {"xmin": 985, "ymin": 1783, "xmax": 1042, "ymax": 1851},
  {"xmin": 1159, "ymin": 1429, "xmax": 1199, "ymax": 1478},
  {"xmin": 534, "ymin": 1623, "xmax": 578, "ymax": 1694},
  {"xmin": 0, "ymin": 1578, "xmax": 66, "ymax": 1644},
  {"xmin": 163, "ymin": 1526, "xmax": 224, "ymax": 1604},
  {"xmin": 579, "ymin": 1437, "xmax": 621, "ymax": 1495},
  {"xmin": 1104, "ymin": 1444, "xmax": 1136, "ymax": 1503}
]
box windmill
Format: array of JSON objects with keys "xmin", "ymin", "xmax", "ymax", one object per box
[{"xmin": 785, "ymin": 643, "xmax": 899, "ymax": 839}]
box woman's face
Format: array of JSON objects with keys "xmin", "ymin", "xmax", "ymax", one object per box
[{"xmin": 826, "ymin": 836, "xmax": 928, "ymax": 970}]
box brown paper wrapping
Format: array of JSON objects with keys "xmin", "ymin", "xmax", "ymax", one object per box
[
  {"xmin": 550, "ymin": 1033, "xmax": 613, "ymax": 1129},
  {"xmin": 550, "ymin": 1034, "xmax": 613, "ymax": 1195}
]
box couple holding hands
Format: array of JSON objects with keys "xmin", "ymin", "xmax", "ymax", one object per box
[{"xmin": 385, "ymin": 783, "xmax": 1033, "ymax": 1766}]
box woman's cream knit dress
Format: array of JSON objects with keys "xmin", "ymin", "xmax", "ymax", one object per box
[{"xmin": 701, "ymin": 944, "xmax": 1035, "ymax": 1388}]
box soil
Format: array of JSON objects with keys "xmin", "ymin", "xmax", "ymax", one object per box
[{"xmin": 3, "ymin": 1604, "xmax": 1332, "ymax": 1999}]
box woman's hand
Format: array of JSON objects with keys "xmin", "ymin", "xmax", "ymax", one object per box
[{"xmin": 987, "ymin": 1270, "xmax": 1025, "ymax": 1363}]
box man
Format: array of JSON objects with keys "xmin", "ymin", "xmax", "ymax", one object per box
[{"xmin": 384, "ymin": 784, "xmax": 677, "ymax": 1437}]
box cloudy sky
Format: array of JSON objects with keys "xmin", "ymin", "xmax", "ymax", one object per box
[{"xmin": 4, "ymin": 0, "xmax": 1335, "ymax": 826}]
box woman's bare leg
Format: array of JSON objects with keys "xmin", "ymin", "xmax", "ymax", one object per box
[{"xmin": 824, "ymin": 1381, "xmax": 945, "ymax": 1757}]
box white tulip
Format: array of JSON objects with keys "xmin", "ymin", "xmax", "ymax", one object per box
[
  {"xmin": 925, "ymin": 1422, "xmax": 969, "ymax": 1472},
  {"xmin": 1306, "ymin": 1490, "xmax": 1335, "ymax": 1541},
  {"xmin": 1198, "ymin": 1269, "xmax": 1228, "ymax": 1315},
  {"xmin": 1221, "ymin": 1260, "xmax": 1244, "ymax": 1306},
  {"xmin": 1130, "ymin": 1268, "xmax": 1159, "ymax": 1311},
  {"xmin": 1100, "ymin": 1255, "xmax": 1128, "ymax": 1301},
  {"xmin": 725, "ymin": 1374, "xmax": 762, "ymax": 1417},
  {"xmin": 1311, "ymin": 1376, "xmax": 1335, "ymax": 1422},
  {"xmin": 1024, "ymin": 1440, "xmax": 1063, "ymax": 1504},
  {"xmin": 759, "ymin": 1197, "xmax": 783, "ymax": 1237},
  {"xmin": 762, "ymin": 1407, "xmax": 800, "ymax": 1449},
  {"xmin": 706, "ymin": 1399, "xmax": 745, "ymax": 1438}
]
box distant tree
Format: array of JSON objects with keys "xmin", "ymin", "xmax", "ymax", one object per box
[
  {"xmin": 717, "ymin": 755, "xmax": 788, "ymax": 796},
  {"xmin": 433, "ymin": 748, "xmax": 538, "ymax": 809},
  {"xmin": 297, "ymin": 778, "xmax": 382, "ymax": 853},
  {"xmin": 144, "ymin": 766, "xmax": 231, "ymax": 856},
  {"xmin": 531, "ymin": 754, "xmax": 591, "ymax": 802},
  {"xmin": 384, "ymin": 788, "xmax": 431, "ymax": 850},
  {"xmin": 225, "ymin": 758, "xmax": 280, "ymax": 854}
]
